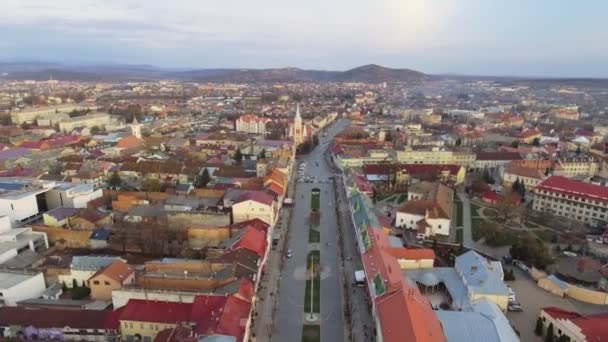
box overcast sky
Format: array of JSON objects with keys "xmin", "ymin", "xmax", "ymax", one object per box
[{"xmin": 1, "ymin": 0, "xmax": 607, "ymax": 77}]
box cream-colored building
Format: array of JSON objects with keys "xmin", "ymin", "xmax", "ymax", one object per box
[
  {"xmin": 533, "ymin": 176, "xmax": 608, "ymax": 224},
  {"xmin": 58, "ymin": 113, "xmax": 112, "ymax": 132},
  {"xmin": 232, "ymin": 192, "xmax": 277, "ymax": 226},
  {"xmin": 11, "ymin": 104, "xmax": 97, "ymax": 124},
  {"xmin": 555, "ymin": 156, "xmax": 599, "ymax": 178},
  {"xmin": 396, "ymin": 147, "xmax": 476, "ymax": 169},
  {"xmin": 235, "ymin": 114, "xmax": 271, "ymax": 134}
]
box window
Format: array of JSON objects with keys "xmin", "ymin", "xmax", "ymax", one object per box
[
  {"xmin": 93, "ymin": 281, "xmax": 100, "ymax": 285},
  {"xmin": 104, "ymin": 281, "xmax": 111, "ymax": 286}
]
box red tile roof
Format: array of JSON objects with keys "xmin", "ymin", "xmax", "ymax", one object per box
[
  {"xmin": 230, "ymin": 226, "xmax": 268, "ymax": 258},
  {"xmin": 119, "ymin": 300, "xmax": 192, "ymax": 324},
  {"xmin": 543, "ymin": 307, "xmax": 608, "ymax": 341},
  {"xmin": 0, "ymin": 307, "xmax": 117, "ymax": 329},
  {"xmin": 376, "ymin": 286, "xmax": 445, "ymax": 342},
  {"xmin": 230, "ymin": 218, "xmax": 269, "ymax": 235},
  {"xmin": 536, "ymin": 176, "xmax": 608, "ymax": 203},
  {"xmin": 214, "ymin": 296, "xmax": 251, "ymax": 340}
]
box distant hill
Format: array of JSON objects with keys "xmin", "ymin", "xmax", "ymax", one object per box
[
  {"xmin": 332, "ymin": 64, "xmax": 431, "ymax": 83},
  {"xmin": 0, "ymin": 61, "xmax": 432, "ymax": 83}
]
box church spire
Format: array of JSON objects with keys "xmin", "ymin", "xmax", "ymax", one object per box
[{"xmin": 295, "ymin": 103, "xmax": 301, "ymax": 120}]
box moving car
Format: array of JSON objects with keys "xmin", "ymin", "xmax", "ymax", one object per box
[{"xmin": 286, "ymin": 249, "xmax": 292, "ymax": 258}]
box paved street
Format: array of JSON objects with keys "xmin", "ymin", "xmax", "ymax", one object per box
[{"xmin": 274, "ymin": 119, "xmax": 349, "ymax": 342}]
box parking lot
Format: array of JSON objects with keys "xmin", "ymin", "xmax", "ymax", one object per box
[{"xmin": 506, "ymin": 267, "xmax": 607, "ymax": 342}]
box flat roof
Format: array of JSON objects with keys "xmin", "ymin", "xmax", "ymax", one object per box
[{"xmin": 0, "ymin": 270, "xmax": 40, "ymax": 289}]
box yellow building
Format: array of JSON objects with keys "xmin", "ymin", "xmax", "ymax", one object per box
[{"xmin": 88, "ymin": 260, "xmax": 135, "ymax": 301}]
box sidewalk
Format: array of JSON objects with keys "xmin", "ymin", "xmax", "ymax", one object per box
[
  {"xmin": 251, "ymin": 165, "xmax": 297, "ymax": 341},
  {"xmin": 333, "ymin": 172, "xmax": 374, "ymax": 342}
]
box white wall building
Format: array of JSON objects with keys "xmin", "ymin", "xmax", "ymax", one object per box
[{"xmin": 0, "ymin": 270, "xmax": 46, "ymax": 306}]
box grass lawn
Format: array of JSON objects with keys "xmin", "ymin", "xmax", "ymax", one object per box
[
  {"xmin": 397, "ymin": 193, "xmax": 408, "ymax": 204},
  {"xmin": 471, "ymin": 217, "xmax": 483, "ymax": 241},
  {"xmin": 470, "ymin": 203, "xmax": 481, "ymax": 217},
  {"xmin": 304, "ymin": 251, "xmax": 321, "ymax": 313},
  {"xmin": 472, "ymin": 217, "xmax": 520, "ymax": 246},
  {"xmin": 302, "ymin": 325, "xmax": 320, "ymax": 342},
  {"xmin": 309, "ymin": 227, "xmax": 320, "ymax": 243},
  {"xmin": 456, "ymin": 228, "xmax": 463, "ymax": 244},
  {"xmin": 455, "ymin": 200, "xmax": 464, "ymax": 227}
]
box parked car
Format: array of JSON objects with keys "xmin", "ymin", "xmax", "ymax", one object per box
[{"xmin": 508, "ymin": 303, "xmax": 523, "ymax": 312}]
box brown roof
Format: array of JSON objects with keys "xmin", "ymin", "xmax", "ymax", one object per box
[{"xmin": 90, "ymin": 260, "xmax": 134, "ymax": 283}]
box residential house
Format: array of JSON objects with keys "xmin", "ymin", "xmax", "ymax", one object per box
[
  {"xmin": 89, "ymin": 260, "xmax": 135, "ymax": 301},
  {"xmin": 58, "ymin": 256, "xmax": 124, "ymax": 288},
  {"xmin": 232, "ymin": 191, "xmax": 276, "ymax": 226},
  {"xmin": 396, "ymin": 183, "xmax": 453, "ymax": 237}
]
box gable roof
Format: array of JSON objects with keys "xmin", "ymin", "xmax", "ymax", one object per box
[{"xmin": 90, "ymin": 260, "xmax": 134, "ymax": 283}]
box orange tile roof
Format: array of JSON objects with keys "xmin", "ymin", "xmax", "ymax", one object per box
[
  {"xmin": 116, "ymin": 135, "xmax": 142, "ymax": 149},
  {"xmin": 90, "ymin": 260, "xmax": 134, "ymax": 283},
  {"xmin": 385, "ymin": 247, "xmax": 435, "ymax": 260}
]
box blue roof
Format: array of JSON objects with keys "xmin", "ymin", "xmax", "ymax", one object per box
[
  {"xmin": 45, "ymin": 207, "xmax": 78, "ymax": 221},
  {"xmin": 436, "ymin": 310, "xmax": 501, "ymax": 342},
  {"xmin": 90, "ymin": 228, "xmax": 111, "ymax": 241},
  {"xmin": 455, "ymin": 251, "xmax": 510, "ymax": 296},
  {"xmin": 546, "ymin": 274, "xmax": 569, "ymax": 290},
  {"xmin": 71, "ymin": 256, "xmax": 119, "ymax": 270},
  {"xmin": 0, "ymin": 182, "xmax": 27, "ymax": 191}
]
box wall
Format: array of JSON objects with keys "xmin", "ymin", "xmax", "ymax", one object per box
[
  {"xmin": 90, "ymin": 273, "xmax": 134, "ymax": 301},
  {"xmin": 232, "ymin": 200, "xmax": 274, "ymax": 226},
  {"xmin": 58, "ymin": 269, "xmax": 96, "ymax": 288},
  {"xmin": 0, "ymin": 195, "xmax": 40, "ymax": 222},
  {"xmin": 167, "ymin": 212, "xmax": 230, "ymax": 231},
  {"xmin": 471, "ymin": 293, "xmax": 509, "ymax": 312},
  {"xmin": 120, "ymin": 320, "xmax": 176, "ymax": 341},
  {"xmin": 31, "ymin": 225, "xmax": 91, "ymax": 248},
  {"xmin": 397, "ymin": 259, "xmax": 434, "ymax": 270},
  {"xmin": 187, "ymin": 227, "xmax": 232, "ymax": 248},
  {"xmin": 0, "ymin": 248, "xmax": 18, "ymax": 264},
  {"xmin": 1, "ymin": 272, "xmax": 46, "ymax": 306},
  {"xmin": 565, "ymin": 283, "xmax": 608, "ymax": 305}
]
